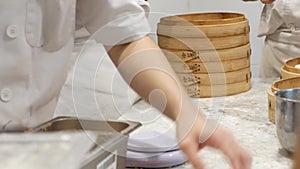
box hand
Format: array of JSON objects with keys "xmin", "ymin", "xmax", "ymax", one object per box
[
  {"xmin": 177, "ymin": 117, "xmax": 252, "ymax": 169},
  {"xmin": 260, "ymin": 0, "xmax": 274, "ymax": 4}
]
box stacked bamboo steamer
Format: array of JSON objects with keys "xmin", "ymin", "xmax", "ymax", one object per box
[
  {"xmin": 268, "ymin": 57, "xmax": 300, "ymax": 123},
  {"xmin": 157, "ymin": 12, "xmax": 251, "ymax": 97}
]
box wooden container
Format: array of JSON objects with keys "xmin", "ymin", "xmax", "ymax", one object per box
[
  {"xmin": 157, "ymin": 12, "xmax": 252, "ymax": 97},
  {"xmin": 268, "ymin": 77, "xmax": 300, "ymax": 123},
  {"xmin": 281, "ymin": 58, "xmax": 300, "ymax": 79}
]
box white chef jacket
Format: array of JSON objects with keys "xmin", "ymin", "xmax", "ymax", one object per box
[
  {"xmin": 0, "ymin": 0, "xmax": 150, "ymax": 130},
  {"xmin": 258, "ymin": 0, "xmax": 300, "ymax": 77}
]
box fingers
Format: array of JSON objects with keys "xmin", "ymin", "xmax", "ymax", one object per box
[
  {"xmin": 260, "ymin": 0, "xmax": 274, "ymax": 4},
  {"xmin": 179, "ymin": 138, "xmax": 205, "ymax": 169},
  {"xmin": 217, "ymin": 130, "xmax": 252, "ymax": 169},
  {"xmin": 204, "ymin": 127, "xmax": 252, "ymax": 169},
  {"xmin": 227, "ymin": 144, "xmax": 252, "ymax": 169},
  {"xmin": 240, "ymin": 149, "xmax": 252, "ymax": 169},
  {"xmin": 177, "ymin": 116, "xmax": 252, "ymax": 169}
]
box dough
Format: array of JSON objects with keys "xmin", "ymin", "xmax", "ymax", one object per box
[{"xmin": 295, "ymin": 64, "xmax": 300, "ymax": 69}]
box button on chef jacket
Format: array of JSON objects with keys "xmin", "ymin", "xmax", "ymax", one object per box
[{"xmin": 0, "ymin": 0, "xmax": 150, "ymax": 130}]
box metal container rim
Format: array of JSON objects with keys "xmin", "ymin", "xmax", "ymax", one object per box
[{"xmin": 275, "ymin": 88, "xmax": 300, "ymax": 103}]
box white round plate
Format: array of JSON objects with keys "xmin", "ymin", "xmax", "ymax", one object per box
[
  {"xmin": 126, "ymin": 149, "xmax": 187, "ymax": 168},
  {"xmin": 127, "ymin": 130, "xmax": 179, "ymax": 153}
]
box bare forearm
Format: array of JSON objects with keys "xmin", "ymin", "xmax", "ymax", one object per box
[{"xmin": 106, "ymin": 36, "xmax": 193, "ymax": 121}]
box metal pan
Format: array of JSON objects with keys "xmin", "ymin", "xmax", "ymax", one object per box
[
  {"xmin": 33, "ymin": 116, "xmax": 141, "ymax": 169},
  {"xmin": 32, "ymin": 116, "xmax": 141, "ymax": 135}
]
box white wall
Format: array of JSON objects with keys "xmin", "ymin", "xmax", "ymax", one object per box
[{"xmin": 147, "ymin": 0, "xmax": 265, "ymax": 77}]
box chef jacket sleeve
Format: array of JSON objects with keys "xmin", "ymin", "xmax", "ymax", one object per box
[
  {"xmin": 258, "ymin": 0, "xmax": 300, "ymax": 37},
  {"xmin": 76, "ymin": 0, "xmax": 151, "ymax": 46},
  {"xmin": 258, "ymin": 1, "xmax": 285, "ymax": 37}
]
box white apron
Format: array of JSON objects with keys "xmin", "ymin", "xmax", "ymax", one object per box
[{"xmin": 258, "ymin": 0, "xmax": 300, "ymax": 78}]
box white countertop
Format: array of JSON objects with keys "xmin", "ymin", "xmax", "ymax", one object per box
[
  {"xmin": 121, "ymin": 78, "xmax": 293, "ymax": 169},
  {"xmin": 55, "ymin": 64, "xmax": 293, "ymax": 169}
]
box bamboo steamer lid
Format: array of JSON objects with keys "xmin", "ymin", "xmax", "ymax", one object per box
[
  {"xmin": 267, "ymin": 77, "xmax": 300, "ymax": 123},
  {"xmin": 159, "ymin": 13, "xmax": 246, "ymax": 26},
  {"xmin": 280, "ymin": 58, "xmax": 300, "ymax": 79}
]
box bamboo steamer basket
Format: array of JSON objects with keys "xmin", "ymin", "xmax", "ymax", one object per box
[
  {"xmin": 157, "ymin": 19, "xmax": 250, "ymax": 38},
  {"xmin": 267, "ymin": 88, "xmax": 275, "ymax": 123},
  {"xmin": 177, "ymin": 67, "xmax": 251, "ymax": 86},
  {"xmin": 280, "ymin": 58, "xmax": 300, "ymax": 79},
  {"xmin": 267, "ymin": 77, "xmax": 300, "ymax": 123},
  {"xmin": 157, "ymin": 12, "xmax": 250, "ymax": 50},
  {"xmin": 169, "ymin": 57, "xmax": 250, "ymax": 74},
  {"xmin": 185, "ymin": 79, "xmax": 251, "ymax": 98},
  {"xmin": 158, "ymin": 34, "xmax": 249, "ymax": 50},
  {"xmin": 163, "ymin": 43, "xmax": 251, "ymax": 62},
  {"xmin": 157, "ymin": 12, "xmax": 251, "ymax": 97}
]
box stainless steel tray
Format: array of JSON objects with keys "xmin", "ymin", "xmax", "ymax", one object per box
[
  {"xmin": 1, "ymin": 116, "xmax": 141, "ymax": 169},
  {"xmin": 33, "ymin": 116, "xmax": 141, "ymax": 169},
  {"xmin": 33, "ymin": 116, "xmax": 140, "ymax": 135}
]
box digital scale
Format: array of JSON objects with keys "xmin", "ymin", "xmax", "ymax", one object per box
[{"xmin": 125, "ymin": 130, "xmax": 187, "ymax": 168}]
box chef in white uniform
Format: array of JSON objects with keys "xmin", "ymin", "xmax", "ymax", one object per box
[
  {"xmin": 0, "ymin": 0, "xmax": 151, "ymax": 130},
  {"xmin": 258, "ymin": 0, "xmax": 300, "ymax": 77},
  {"xmin": 0, "ymin": 1, "xmax": 251, "ymax": 169}
]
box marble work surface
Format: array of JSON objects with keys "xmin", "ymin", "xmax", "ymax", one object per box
[{"xmin": 121, "ymin": 78, "xmax": 293, "ymax": 169}]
